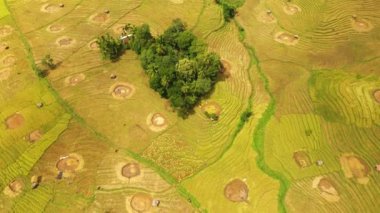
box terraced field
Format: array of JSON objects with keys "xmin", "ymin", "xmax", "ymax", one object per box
[{"xmin": 0, "ymin": 0, "xmax": 379, "ymax": 212}]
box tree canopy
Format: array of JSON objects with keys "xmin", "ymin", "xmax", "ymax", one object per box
[
  {"xmin": 128, "ymin": 19, "xmax": 222, "ymax": 117},
  {"xmin": 96, "ymin": 34, "xmax": 126, "ymax": 61}
]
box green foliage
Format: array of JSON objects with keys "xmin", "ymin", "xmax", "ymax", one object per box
[
  {"xmin": 96, "ymin": 34, "xmax": 126, "ymax": 61},
  {"xmin": 35, "ymin": 65, "xmax": 47, "ymax": 78},
  {"xmin": 41, "ymin": 54, "xmax": 56, "ymax": 70},
  {"xmin": 215, "ymin": 0, "xmax": 237, "ymax": 22},
  {"xmin": 240, "ymin": 110, "xmax": 252, "ymax": 123},
  {"xmin": 129, "ymin": 19, "xmax": 222, "ymax": 117},
  {"xmin": 204, "ymin": 111, "xmax": 219, "ymax": 121}
]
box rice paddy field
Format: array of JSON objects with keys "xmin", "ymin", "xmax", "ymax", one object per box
[{"xmin": 0, "ymin": 0, "xmax": 379, "ymax": 212}]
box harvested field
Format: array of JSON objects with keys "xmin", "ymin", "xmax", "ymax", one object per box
[
  {"xmin": 46, "ymin": 24, "xmax": 64, "ymax": 33},
  {"xmin": 0, "ymin": 25, "xmax": 12, "ymax": 38},
  {"xmin": 110, "ymin": 82, "xmax": 135, "ymax": 99},
  {"xmin": 1, "ymin": 54, "xmax": 16, "ymax": 67},
  {"xmin": 64, "ymin": 73, "xmax": 86, "ymax": 86},
  {"xmin": 283, "ymin": 3, "xmax": 301, "ymax": 15},
  {"xmin": 0, "ymin": 68, "xmax": 11, "ymax": 81},
  {"xmin": 40, "ymin": 4, "xmax": 61, "ymax": 13},
  {"xmin": 55, "ymin": 36, "xmax": 76, "ymax": 48},
  {"xmin": 89, "ymin": 12, "xmax": 110, "ymax": 24}
]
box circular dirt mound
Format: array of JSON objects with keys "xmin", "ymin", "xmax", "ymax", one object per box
[
  {"xmin": 147, "ymin": 113, "xmax": 168, "ymax": 132},
  {"xmin": 374, "ymin": 90, "xmax": 380, "ymax": 103},
  {"xmin": 224, "ymin": 179, "xmax": 249, "ymax": 202},
  {"xmin": 1, "ymin": 54, "xmax": 16, "ymax": 67},
  {"xmin": 340, "ymin": 154, "xmax": 370, "ymax": 184},
  {"xmin": 56, "ymin": 153, "xmax": 84, "ymax": 173},
  {"xmin": 201, "ymin": 102, "xmax": 222, "ymax": 116},
  {"xmin": 88, "ymin": 40, "xmax": 99, "ymax": 50},
  {"xmin": 3, "ymin": 180, "xmax": 24, "ymax": 197},
  {"xmin": 47, "ymin": 24, "xmax": 64, "ymax": 33},
  {"xmin": 5, "ymin": 113, "xmax": 24, "ymax": 129},
  {"xmin": 293, "ymin": 150, "xmax": 311, "ymax": 168},
  {"xmin": 0, "ymin": 42, "xmax": 9, "ymax": 52},
  {"xmin": 130, "ymin": 193, "xmax": 153, "ymax": 212},
  {"xmin": 40, "ymin": 3, "xmax": 61, "ymax": 13},
  {"xmin": 121, "ymin": 163, "xmax": 141, "ymax": 178},
  {"xmin": 89, "ymin": 12, "xmax": 110, "ymax": 24},
  {"xmin": 56, "ymin": 36, "xmax": 76, "ymax": 48},
  {"xmin": 0, "ymin": 25, "xmax": 13, "ymax": 38},
  {"xmin": 274, "ymin": 32, "xmax": 299, "ymax": 45},
  {"xmin": 0, "ymin": 68, "xmax": 11, "ymax": 81},
  {"xmin": 110, "ymin": 82, "xmax": 135, "ymax": 99},
  {"xmin": 312, "ymin": 176, "xmax": 340, "ymax": 202},
  {"xmin": 351, "ymin": 17, "xmax": 373, "ymax": 32},
  {"xmin": 257, "ymin": 11, "xmax": 277, "ymax": 23},
  {"xmin": 64, "ymin": 73, "xmax": 86, "ymax": 86},
  {"xmin": 28, "ymin": 130, "xmax": 43, "ymax": 143},
  {"xmin": 283, "ymin": 4, "xmax": 301, "ymax": 15}
]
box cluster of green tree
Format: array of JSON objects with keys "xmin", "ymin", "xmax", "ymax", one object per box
[
  {"xmin": 204, "ymin": 111, "xmax": 219, "ymax": 121},
  {"xmin": 215, "ymin": 0, "xmax": 238, "ymax": 21},
  {"xmin": 96, "ymin": 34, "xmax": 126, "ymax": 61},
  {"xmin": 36, "ymin": 54, "xmax": 56, "ymax": 78},
  {"xmin": 128, "ymin": 19, "xmax": 222, "ymax": 117}
]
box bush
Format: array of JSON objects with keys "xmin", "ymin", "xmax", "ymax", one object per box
[
  {"xmin": 240, "ymin": 110, "xmax": 252, "ymax": 123},
  {"xmin": 205, "ymin": 111, "xmax": 219, "ymax": 121}
]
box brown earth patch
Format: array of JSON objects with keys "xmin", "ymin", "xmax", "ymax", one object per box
[
  {"xmin": 201, "ymin": 102, "xmax": 222, "ymax": 116},
  {"xmin": 312, "ymin": 176, "xmax": 340, "ymax": 202},
  {"xmin": 351, "ymin": 16, "xmax": 373, "ymax": 32},
  {"xmin": 56, "ymin": 153, "xmax": 84, "ymax": 173},
  {"xmin": 221, "ymin": 59, "xmax": 231, "ymax": 78},
  {"xmin": 224, "ymin": 179, "xmax": 249, "ymax": 202},
  {"xmin": 47, "ymin": 24, "xmax": 64, "ymax": 33},
  {"xmin": 0, "ymin": 68, "xmax": 11, "ymax": 81},
  {"xmin": 64, "ymin": 73, "xmax": 86, "ymax": 86},
  {"xmin": 374, "ymin": 90, "xmax": 380, "ymax": 103},
  {"xmin": 274, "ymin": 32, "xmax": 299, "ymax": 45},
  {"xmin": 0, "ymin": 25, "xmax": 13, "ymax": 38},
  {"xmin": 340, "ymin": 153, "xmax": 371, "ymax": 184},
  {"xmin": 3, "ymin": 179, "xmax": 24, "ymax": 197},
  {"xmin": 121, "ymin": 163, "xmax": 141, "ymax": 178},
  {"xmin": 88, "ymin": 40, "xmax": 99, "ymax": 50},
  {"xmin": 146, "ymin": 113, "xmax": 168, "ymax": 132},
  {"xmin": 293, "ymin": 150, "xmax": 311, "ymax": 168},
  {"xmin": 110, "ymin": 82, "xmax": 136, "ymax": 99},
  {"xmin": 40, "ymin": 3, "xmax": 61, "ymax": 13},
  {"xmin": 5, "ymin": 113, "xmax": 24, "ymax": 129},
  {"xmin": 28, "ymin": 130, "xmax": 43, "ymax": 143},
  {"xmin": 257, "ymin": 10, "xmax": 277, "ymax": 23},
  {"xmin": 56, "ymin": 36, "xmax": 76, "ymax": 48},
  {"xmin": 283, "ymin": 3, "xmax": 301, "ymax": 15},
  {"xmin": 113, "ymin": 24, "xmax": 126, "ymax": 35},
  {"xmin": 1, "ymin": 54, "xmax": 16, "ymax": 67},
  {"xmin": 89, "ymin": 12, "xmax": 110, "ymax": 24},
  {"xmin": 128, "ymin": 125, "xmax": 148, "ymax": 141},
  {"xmin": 130, "ymin": 193, "xmax": 153, "ymax": 212}
]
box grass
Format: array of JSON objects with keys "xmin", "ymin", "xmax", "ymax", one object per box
[{"xmin": 0, "ymin": 0, "xmax": 9, "ymax": 19}]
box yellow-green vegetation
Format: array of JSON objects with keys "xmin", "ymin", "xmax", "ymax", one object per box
[{"xmin": 1, "ymin": 0, "xmax": 380, "ymax": 212}]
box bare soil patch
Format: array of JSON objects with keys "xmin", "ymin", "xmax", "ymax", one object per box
[
  {"xmin": 0, "ymin": 25, "xmax": 13, "ymax": 38},
  {"xmin": 121, "ymin": 163, "xmax": 141, "ymax": 178},
  {"xmin": 1, "ymin": 54, "xmax": 16, "ymax": 67},
  {"xmin": 110, "ymin": 82, "xmax": 136, "ymax": 99},
  {"xmin": 88, "ymin": 40, "xmax": 99, "ymax": 50},
  {"xmin": 283, "ymin": 3, "xmax": 301, "ymax": 15},
  {"xmin": 351, "ymin": 16, "xmax": 373, "ymax": 32},
  {"xmin": 274, "ymin": 32, "xmax": 299, "ymax": 45},
  {"xmin": 293, "ymin": 150, "xmax": 311, "ymax": 168},
  {"xmin": 56, "ymin": 36, "xmax": 76, "ymax": 48},
  {"xmin": 3, "ymin": 180, "xmax": 24, "ymax": 197},
  {"xmin": 113, "ymin": 24, "xmax": 126, "ymax": 35},
  {"xmin": 64, "ymin": 73, "xmax": 86, "ymax": 86},
  {"xmin": 257, "ymin": 11, "xmax": 277, "ymax": 23},
  {"xmin": 0, "ymin": 68, "xmax": 11, "ymax": 81},
  {"xmin": 5, "ymin": 113, "xmax": 24, "ymax": 129},
  {"xmin": 47, "ymin": 24, "xmax": 64, "ymax": 33},
  {"xmin": 89, "ymin": 12, "xmax": 110, "ymax": 24},
  {"xmin": 374, "ymin": 90, "xmax": 380, "ymax": 103},
  {"xmin": 224, "ymin": 179, "xmax": 249, "ymax": 202},
  {"xmin": 130, "ymin": 193, "xmax": 153, "ymax": 212},
  {"xmin": 340, "ymin": 153, "xmax": 371, "ymax": 184},
  {"xmin": 312, "ymin": 176, "xmax": 340, "ymax": 202},
  {"xmin": 146, "ymin": 113, "xmax": 168, "ymax": 132},
  {"xmin": 40, "ymin": 3, "xmax": 61, "ymax": 13},
  {"xmin": 56, "ymin": 153, "xmax": 84, "ymax": 173},
  {"xmin": 220, "ymin": 59, "xmax": 231, "ymax": 78},
  {"xmin": 201, "ymin": 102, "xmax": 222, "ymax": 116},
  {"xmin": 128, "ymin": 124, "xmax": 148, "ymax": 141},
  {"xmin": 28, "ymin": 130, "xmax": 43, "ymax": 143}
]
